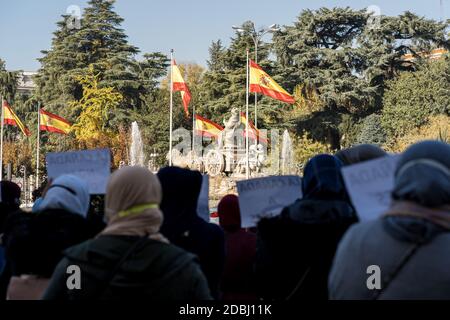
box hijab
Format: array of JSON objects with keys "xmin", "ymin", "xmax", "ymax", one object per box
[
  {"xmin": 218, "ymin": 195, "xmax": 241, "ymax": 233},
  {"xmin": 101, "ymin": 166, "xmax": 167, "ymax": 243},
  {"xmin": 384, "ymin": 141, "xmax": 450, "ymax": 231},
  {"xmin": 302, "ymin": 154, "xmax": 348, "ymax": 201},
  {"xmin": 35, "ymin": 175, "xmax": 90, "ymax": 218},
  {"xmin": 392, "ymin": 140, "xmax": 450, "ymax": 207}
]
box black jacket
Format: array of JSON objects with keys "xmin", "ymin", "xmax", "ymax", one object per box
[
  {"xmin": 167, "ymin": 217, "xmax": 225, "ymax": 299},
  {"xmin": 255, "ymin": 199, "xmax": 357, "ymax": 301},
  {"xmin": 157, "ymin": 167, "xmax": 225, "ymax": 298},
  {"xmin": 42, "ymin": 235, "xmax": 212, "ymax": 300},
  {"xmin": 0, "ymin": 208, "xmax": 101, "ymax": 299}
]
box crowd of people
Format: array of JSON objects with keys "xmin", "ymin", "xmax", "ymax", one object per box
[{"xmin": 0, "ymin": 139, "xmax": 449, "ymax": 300}]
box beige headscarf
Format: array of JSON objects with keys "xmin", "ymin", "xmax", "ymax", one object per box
[
  {"xmin": 100, "ymin": 166, "xmax": 168, "ymax": 243},
  {"xmin": 384, "ymin": 200, "xmax": 450, "ymax": 230}
]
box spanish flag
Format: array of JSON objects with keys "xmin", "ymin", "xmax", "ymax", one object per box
[
  {"xmin": 2, "ymin": 100, "xmax": 31, "ymax": 136},
  {"xmin": 172, "ymin": 60, "xmax": 192, "ymax": 116},
  {"xmin": 249, "ymin": 60, "xmax": 295, "ymax": 104},
  {"xmin": 240, "ymin": 112, "xmax": 268, "ymax": 144},
  {"xmin": 39, "ymin": 109, "xmax": 71, "ymax": 134},
  {"xmin": 194, "ymin": 115, "xmax": 223, "ymax": 138}
]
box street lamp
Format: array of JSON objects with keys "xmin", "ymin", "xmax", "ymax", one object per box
[{"xmin": 232, "ymin": 22, "xmax": 280, "ymax": 129}]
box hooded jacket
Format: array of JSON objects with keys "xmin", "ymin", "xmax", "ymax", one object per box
[
  {"xmin": 0, "ymin": 208, "xmax": 96, "ymax": 300},
  {"xmin": 1, "ymin": 175, "xmax": 94, "ymax": 300},
  {"xmin": 43, "ymin": 166, "xmax": 212, "ymax": 301},
  {"xmin": 218, "ymin": 195, "xmax": 257, "ymax": 300},
  {"xmin": 157, "ymin": 167, "xmax": 225, "ymax": 299},
  {"xmin": 329, "ymin": 141, "xmax": 450, "ymax": 300},
  {"xmin": 0, "ymin": 181, "xmax": 21, "ymax": 282},
  {"xmin": 42, "ymin": 235, "xmax": 211, "ymax": 300},
  {"xmin": 255, "ymin": 155, "xmax": 357, "ymax": 301}
]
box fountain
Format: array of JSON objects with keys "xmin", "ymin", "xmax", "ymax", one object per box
[
  {"xmin": 130, "ymin": 121, "xmax": 146, "ymax": 167},
  {"xmin": 281, "ymin": 130, "xmax": 293, "ymax": 175}
]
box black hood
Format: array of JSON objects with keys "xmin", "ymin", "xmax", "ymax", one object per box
[
  {"xmin": 157, "ymin": 166, "xmax": 203, "ymax": 240},
  {"xmin": 285, "ymin": 199, "xmax": 357, "ymax": 224}
]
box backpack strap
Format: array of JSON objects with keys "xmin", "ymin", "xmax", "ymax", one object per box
[
  {"xmin": 285, "ymin": 266, "xmax": 311, "ymax": 300},
  {"xmin": 371, "ymin": 242, "xmax": 421, "ymax": 300}
]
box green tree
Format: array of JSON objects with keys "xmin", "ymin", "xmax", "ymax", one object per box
[
  {"xmin": 271, "ymin": 8, "xmax": 449, "ymax": 148},
  {"xmin": 356, "ymin": 114, "xmax": 386, "ymax": 145},
  {"xmin": 0, "ymin": 58, "xmax": 19, "ymax": 102},
  {"xmin": 198, "ymin": 21, "xmax": 273, "ymax": 126},
  {"xmin": 134, "ymin": 52, "xmax": 170, "ymax": 98},
  {"xmin": 35, "ymin": 0, "xmax": 166, "ymax": 117},
  {"xmin": 381, "ymin": 56, "xmax": 450, "ymax": 140}
]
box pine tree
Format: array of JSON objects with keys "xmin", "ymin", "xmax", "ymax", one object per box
[
  {"xmin": 271, "ymin": 7, "xmax": 449, "ymax": 148},
  {"xmin": 198, "ymin": 22, "xmax": 273, "ymax": 125},
  {"xmin": 34, "ymin": 15, "xmax": 82, "ymax": 110},
  {"xmin": 0, "ymin": 58, "xmax": 19, "ymax": 102},
  {"xmin": 35, "ymin": 0, "xmax": 165, "ymax": 118}
]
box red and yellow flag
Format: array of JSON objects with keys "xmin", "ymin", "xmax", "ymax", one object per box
[
  {"xmin": 2, "ymin": 100, "xmax": 31, "ymax": 136},
  {"xmin": 249, "ymin": 60, "xmax": 295, "ymax": 104},
  {"xmin": 39, "ymin": 109, "xmax": 71, "ymax": 134},
  {"xmin": 240, "ymin": 112, "xmax": 268, "ymax": 145},
  {"xmin": 194, "ymin": 115, "xmax": 223, "ymax": 138},
  {"xmin": 172, "ymin": 60, "xmax": 192, "ymax": 116}
]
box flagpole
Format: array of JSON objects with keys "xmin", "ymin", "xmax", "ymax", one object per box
[
  {"xmin": 36, "ymin": 103, "xmax": 41, "ymax": 189},
  {"xmin": 254, "ymin": 43, "xmax": 258, "ymax": 130},
  {"xmin": 192, "ymin": 104, "xmax": 195, "ymax": 155},
  {"xmin": 0, "ymin": 96, "xmax": 4, "ymax": 181},
  {"xmin": 245, "ymin": 49, "xmax": 250, "ymax": 179},
  {"xmin": 169, "ymin": 49, "xmax": 174, "ymax": 166}
]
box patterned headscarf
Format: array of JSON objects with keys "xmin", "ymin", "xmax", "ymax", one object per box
[{"xmin": 302, "ymin": 154, "xmax": 347, "ymax": 201}]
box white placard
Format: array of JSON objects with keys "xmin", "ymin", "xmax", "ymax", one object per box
[
  {"xmin": 237, "ymin": 175, "xmax": 302, "ymax": 228},
  {"xmin": 46, "ymin": 149, "xmax": 111, "ymax": 194},
  {"xmin": 341, "ymin": 155, "xmax": 400, "ymax": 221},
  {"xmin": 197, "ymin": 175, "xmax": 210, "ymax": 223}
]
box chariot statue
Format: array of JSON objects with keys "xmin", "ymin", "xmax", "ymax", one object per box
[
  {"xmin": 204, "ymin": 108, "xmax": 266, "ymax": 177},
  {"xmin": 167, "ymin": 108, "xmax": 266, "ymax": 177}
]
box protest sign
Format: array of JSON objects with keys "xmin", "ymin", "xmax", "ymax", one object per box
[
  {"xmin": 46, "ymin": 148, "xmax": 111, "ymax": 194},
  {"xmin": 197, "ymin": 175, "xmax": 210, "ymax": 222},
  {"xmin": 237, "ymin": 175, "xmax": 302, "ymax": 228},
  {"xmin": 341, "ymin": 155, "xmax": 400, "ymax": 221}
]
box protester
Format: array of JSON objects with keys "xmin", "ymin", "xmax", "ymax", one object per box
[
  {"xmin": 157, "ymin": 166, "xmax": 225, "ymax": 299},
  {"xmin": 0, "ymin": 182, "xmax": 21, "ymax": 278},
  {"xmin": 43, "ymin": 166, "xmax": 212, "ymax": 300},
  {"xmin": 2, "ymin": 175, "xmax": 95, "ymax": 300},
  {"xmin": 218, "ymin": 194, "xmax": 257, "ymax": 300},
  {"xmin": 329, "ymin": 140, "xmax": 450, "ymax": 300},
  {"xmin": 255, "ymin": 154, "xmax": 358, "ymax": 300},
  {"xmin": 335, "ymin": 144, "xmax": 387, "ymax": 166}
]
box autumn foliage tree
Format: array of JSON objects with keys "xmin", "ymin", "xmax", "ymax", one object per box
[{"xmin": 70, "ymin": 65, "xmax": 127, "ymax": 166}]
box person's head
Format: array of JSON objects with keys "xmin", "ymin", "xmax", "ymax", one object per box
[
  {"xmin": 302, "ymin": 154, "xmax": 347, "ymax": 201},
  {"xmin": 32, "ymin": 185, "xmax": 44, "ymax": 202},
  {"xmin": 0, "ymin": 181, "xmax": 21, "ymax": 230},
  {"xmin": 335, "ymin": 144, "xmax": 387, "ymax": 166},
  {"xmin": 0, "ymin": 181, "xmax": 21, "ymax": 212},
  {"xmin": 35, "ymin": 175, "xmax": 90, "ymax": 218},
  {"xmin": 218, "ymin": 194, "xmax": 241, "ymax": 233},
  {"xmin": 393, "ymin": 140, "xmax": 450, "ymax": 207},
  {"xmin": 105, "ymin": 166, "xmax": 163, "ymax": 231},
  {"xmin": 157, "ymin": 166, "xmax": 203, "ymax": 238}
]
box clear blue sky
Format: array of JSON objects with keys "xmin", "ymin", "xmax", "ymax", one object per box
[{"xmin": 0, "ymin": 0, "xmax": 446, "ymax": 71}]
